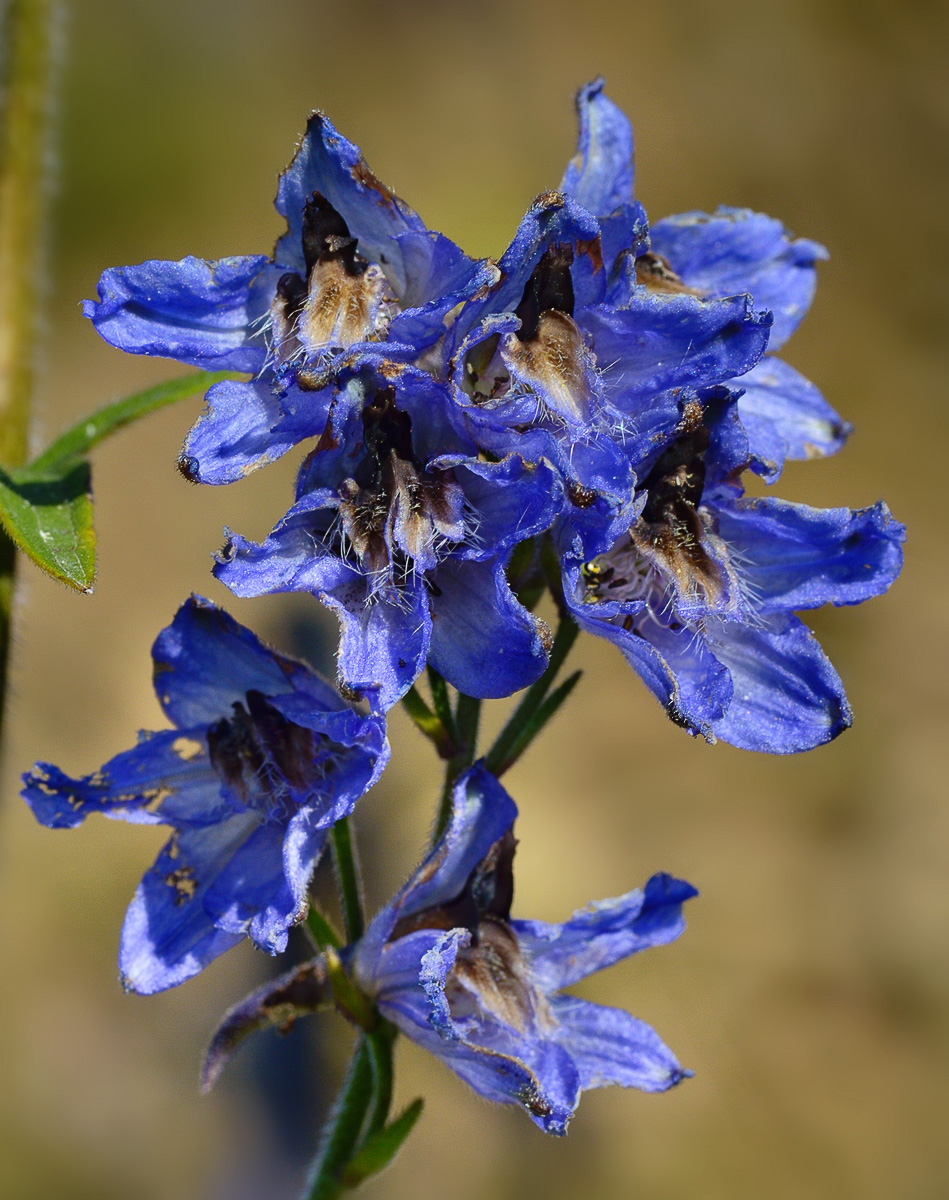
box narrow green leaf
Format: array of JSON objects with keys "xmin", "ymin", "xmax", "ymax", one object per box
[
  {"xmin": 0, "ymin": 460, "xmax": 94, "ymax": 591},
  {"xmin": 401, "ymin": 685, "xmax": 457, "ymax": 758},
  {"xmin": 306, "ymin": 905, "xmax": 343, "ymax": 951},
  {"xmin": 304, "ymin": 1039, "xmax": 375, "ymax": 1200},
  {"xmin": 488, "ymin": 669, "xmax": 583, "ymax": 776},
  {"xmin": 28, "ymin": 370, "xmax": 237, "ymax": 473},
  {"xmin": 341, "ymin": 1099, "xmax": 424, "ymax": 1190}
]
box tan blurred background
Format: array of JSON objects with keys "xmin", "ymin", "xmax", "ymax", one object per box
[{"xmin": 1, "ymin": 0, "xmax": 947, "ymax": 1196}]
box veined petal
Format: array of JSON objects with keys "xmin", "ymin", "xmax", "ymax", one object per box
[
  {"xmin": 560, "ymin": 78, "xmax": 634, "ymax": 217},
  {"xmin": 705, "ymin": 613, "xmax": 852, "ymax": 752},
  {"xmin": 152, "ymin": 596, "xmax": 340, "ymax": 728},
  {"xmin": 203, "ymin": 820, "xmax": 300, "ymax": 953},
  {"xmin": 551, "ymin": 996, "xmax": 688, "ymax": 1092},
  {"xmin": 732, "ymin": 357, "xmax": 851, "ymax": 479},
  {"xmin": 119, "ymin": 815, "xmax": 258, "ymax": 994},
  {"xmin": 83, "ymin": 255, "xmax": 274, "ymax": 372},
  {"xmin": 650, "ymin": 207, "xmax": 827, "ymax": 351},
  {"xmin": 428, "ymin": 558, "xmax": 549, "ymax": 699},
  {"xmin": 716, "ymin": 497, "xmax": 905, "ymax": 612},
  {"xmin": 180, "ymin": 379, "xmax": 333, "ymax": 485},
  {"xmin": 275, "ymin": 112, "xmax": 426, "ymax": 295},
  {"xmin": 388, "ymin": 232, "xmax": 499, "ymax": 351},
  {"xmin": 446, "ymin": 455, "xmax": 564, "ymax": 558},
  {"xmin": 513, "ymin": 872, "xmax": 697, "ymax": 991}
]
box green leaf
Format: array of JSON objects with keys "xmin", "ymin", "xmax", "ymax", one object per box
[
  {"xmin": 341, "ymin": 1099, "xmax": 424, "ymax": 1190},
  {"xmin": 0, "ymin": 370, "xmax": 238, "ymax": 592},
  {"xmin": 0, "ymin": 460, "xmax": 94, "ymax": 591},
  {"xmin": 28, "ymin": 370, "xmax": 238, "ymax": 473}
]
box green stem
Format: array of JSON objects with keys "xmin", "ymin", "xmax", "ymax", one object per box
[
  {"xmin": 363, "ymin": 1025, "xmax": 395, "ymax": 1138},
  {"xmin": 400, "ymin": 685, "xmax": 457, "ymax": 759},
  {"xmin": 303, "ymin": 1038, "xmax": 374, "ymax": 1200},
  {"xmin": 432, "ymin": 690, "xmax": 482, "ymax": 844},
  {"xmin": 484, "ymin": 615, "xmax": 578, "ymax": 774},
  {"xmin": 330, "ymin": 817, "xmax": 364, "ymax": 943},
  {"xmin": 0, "ymin": 0, "xmax": 57, "ymax": 733},
  {"xmin": 306, "ymin": 905, "xmax": 343, "ymax": 951}
]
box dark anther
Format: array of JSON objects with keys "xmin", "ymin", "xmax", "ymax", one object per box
[
  {"xmin": 640, "ymin": 423, "xmax": 710, "ymax": 526},
  {"xmin": 301, "ymin": 191, "xmax": 365, "ymax": 277},
  {"xmin": 567, "ymin": 480, "xmax": 597, "ymax": 509},
  {"xmin": 361, "ymin": 387, "xmax": 415, "ymax": 467},
  {"xmin": 514, "ymin": 242, "xmax": 576, "ymax": 342},
  {"xmin": 275, "ymin": 270, "xmax": 307, "ymax": 313}
]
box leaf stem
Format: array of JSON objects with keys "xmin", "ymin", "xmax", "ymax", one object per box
[{"xmin": 302, "ymin": 1037, "xmax": 374, "ymax": 1200}]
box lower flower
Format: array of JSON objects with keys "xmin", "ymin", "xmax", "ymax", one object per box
[{"xmin": 352, "ymin": 764, "xmax": 695, "ymax": 1134}]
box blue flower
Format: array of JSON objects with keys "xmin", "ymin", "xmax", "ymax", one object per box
[
  {"xmin": 561, "ymin": 389, "xmax": 905, "ymax": 752},
  {"xmin": 213, "ymin": 358, "xmax": 562, "ymax": 709},
  {"xmin": 83, "ymin": 111, "xmax": 497, "ymax": 486},
  {"xmin": 21, "ymin": 597, "xmax": 389, "ymax": 994},
  {"xmin": 351, "ymin": 764, "xmax": 695, "ymax": 1135},
  {"xmin": 560, "ymin": 78, "xmax": 850, "ymax": 482},
  {"xmin": 442, "ymin": 188, "xmax": 771, "ymax": 527}
]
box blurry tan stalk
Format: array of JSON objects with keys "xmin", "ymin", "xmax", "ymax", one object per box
[{"xmin": 0, "ymin": 0, "xmax": 58, "ymax": 733}]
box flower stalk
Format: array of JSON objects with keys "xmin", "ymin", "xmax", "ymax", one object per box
[{"xmin": 0, "ymin": 0, "xmax": 57, "ymax": 733}]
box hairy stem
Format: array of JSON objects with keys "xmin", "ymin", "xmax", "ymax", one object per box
[
  {"xmin": 0, "ymin": 0, "xmax": 58, "ymax": 733},
  {"xmin": 303, "ymin": 1038, "xmax": 374, "ymax": 1200}
]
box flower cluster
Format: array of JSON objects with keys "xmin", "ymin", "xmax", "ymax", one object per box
[
  {"xmin": 86, "ymin": 79, "xmax": 903, "ymax": 751},
  {"xmin": 23, "ymin": 81, "xmax": 905, "ymax": 1144}
]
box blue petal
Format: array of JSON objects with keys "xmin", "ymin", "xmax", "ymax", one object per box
[
  {"xmin": 731, "ymin": 357, "xmax": 851, "ymax": 479},
  {"xmin": 152, "ymin": 596, "xmax": 340, "ymax": 728},
  {"xmin": 649, "ymin": 208, "xmax": 827, "ymax": 350},
  {"xmin": 705, "ymin": 613, "xmax": 852, "ymax": 752},
  {"xmin": 203, "ymin": 820, "xmax": 305, "ymax": 954},
  {"xmin": 83, "ymin": 255, "xmax": 274, "ymax": 372},
  {"xmin": 180, "ymin": 378, "xmax": 334, "ymax": 485},
  {"xmin": 22, "ymin": 728, "xmax": 229, "ymax": 830},
  {"xmin": 428, "ymin": 558, "xmax": 549, "ymax": 699},
  {"xmin": 378, "ymin": 976, "xmax": 580, "ymax": 1134},
  {"xmin": 446, "ymin": 455, "xmax": 564, "ymax": 558},
  {"xmin": 119, "ymin": 815, "xmax": 258, "ymax": 994},
  {"xmin": 715, "ymin": 498, "xmax": 905, "ymax": 612},
  {"xmin": 564, "ymin": 558, "xmax": 732, "ymax": 737},
  {"xmin": 513, "ymin": 872, "xmax": 697, "ymax": 991},
  {"xmin": 355, "ymin": 765, "xmax": 517, "ymax": 986},
  {"xmin": 551, "ymin": 996, "xmax": 688, "ymax": 1093},
  {"xmin": 577, "ymin": 294, "xmax": 771, "ymax": 411},
  {"xmin": 388, "ymin": 233, "xmax": 500, "ymax": 351},
  {"xmin": 274, "ymin": 113, "xmax": 426, "ymax": 295},
  {"xmin": 560, "ymin": 78, "xmax": 634, "ymax": 216}
]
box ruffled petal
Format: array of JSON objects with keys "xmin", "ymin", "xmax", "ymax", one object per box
[
  {"xmin": 550, "ymin": 996, "xmax": 688, "ymax": 1092},
  {"xmin": 83, "ymin": 255, "xmax": 274, "ymax": 372},
  {"xmin": 388, "ymin": 232, "xmax": 499, "ymax": 350},
  {"xmin": 715, "ymin": 497, "xmax": 905, "ymax": 612},
  {"xmin": 731, "ymin": 357, "xmax": 851, "ymax": 480},
  {"xmin": 513, "ymin": 872, "xmax": 697, "ymax": 991},
  {"xmin": 705, "ymin": 613, "xmax": 852, "ymax": 752},
  {"xmin": 118, "ymin": 815, "xmax": 258, "ymax": 994},
  {"xmin": 446, "ymin": 455, "xmax": 564, "ymax": 558},
  {"xmin": 179, "ymin": 378, "xmax": 333, "ymax": 485},
  {"xmin": 650, "ymin": 207, "xmax": 827, "ymax": 350},
  {"xmin": 152, "ymin": 596, "xmax": 340, "ymax": 728},
  {"xmin": 274, "ymin": 112, "xmax": 426, "ymax": 295},
  {"xmin": 559, "ymin": 78, "xmax": 634, "ymax": 217},
  {"xmin": 428, "ymin": 558, "xmax": 549, "ymax": 699}
]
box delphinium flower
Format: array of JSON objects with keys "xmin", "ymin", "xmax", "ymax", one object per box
[
  {"xmin": 213, "ymin": 355, "xmax": 563, "ymax": 708},
  {"xmin": 204, "ymin": 764, "xmax": 695, "ymax": 1134},
  {"xmin": 83, "ymin": 111, "xmax": 498, "ymax": 487},
  {"xmin": 351, "ymin": 764, "xmax": 695, "ymax": 1134},
  {"xmin": 21, "ymin": 597, "xmax": 389, "ymax": 993},
  {"xmin": 560, "ymin": 387, "xmax": 904, "ymax": 751},
  {"xmin": 560, "ymin": 78, "xmax": 851, "ymax": 483}
]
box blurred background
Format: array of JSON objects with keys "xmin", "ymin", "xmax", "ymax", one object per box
[{"xmin": 1, "ymin": 0, "xmax": 947, "ymax": 1196}]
